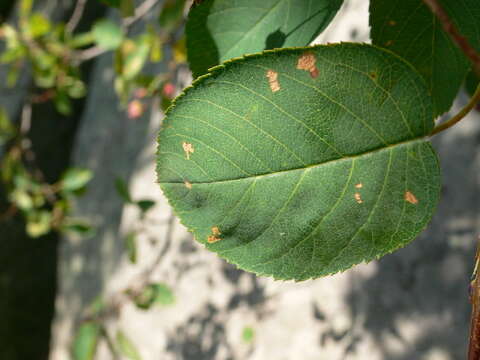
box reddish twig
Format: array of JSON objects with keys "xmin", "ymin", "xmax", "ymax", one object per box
[
  {"xmin": 469, "ymin": 239, "xmax": 480, "ymax": 360},
  {"xmin": 66, "ymin": 0, "xmax": 88, "ymax": 34}
]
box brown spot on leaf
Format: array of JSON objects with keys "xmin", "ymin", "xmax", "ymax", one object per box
[
  {"xmin": 405, "ymin": 191, "xmax": 418, "ymax": 204},
  {"xmin": 369, "ymin": 71, "xmax": 377, "ymax": 79},
  {"xmin": 388, "ymin": 20, "xmax": 397, "ymax": 26},
  {"xmin": 207, "ymin": 226, "xmax": 222, "ymax": 243},
  {"xmin": 182, "ymin": 142, "xmax": 194, "ymax": 160},
  {"xmin": 355, "ymin": 183, "xmax": 363, "ymax": 189},
  {"xmin": 266, "ymin": 70, "xmax": 280, "ymax": 92},
  {"xmin": 207, "ymin": 235, "xmax": 221, "ymax": 243},
  {"xmin": 354, "ymin": 192, "xmax": 363, "ymax": 204},
  {"xmin": 297, "ymin": 52, "xmax": 319, "ymax": 78},
  {"xmin": 211, "ymin": 226, "xmax": 221, "ymax": 236},
  {"xmin": 385, "ymin": 40, "xmax": 393, "ymax": 46},
  {"xmin": 184, "ymin": 180, "xmax": 192, "ymax": 189}
]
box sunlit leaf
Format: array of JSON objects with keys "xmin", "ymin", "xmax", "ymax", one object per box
[
  {"xmin": 116, "ymin": 330, "xmax": 142, "ymax": 360},
  {"xmin": 125, "ymin": 232, "xmax": 137, "ymax": 264},
  {"xmin": 26, "ymin": 210, "xmax": 52, "ymax": 238},
  {"xmin": 92, "ymin": 19, "xmax": 123, "ymax": 50},
  {"xmin": 133, "ymin": 283, "xmax": 175, "ymax": 309},
  {"xmin": 186, "ymin": 0, "xmax": 344, "ymax": 77},
  {"xmin": 72, "ymin": 322, "xmax": 101, "ymax": 360},
  {"xmin": 157, "ymin": 43, "xmax": 441, "ymax": 280},
  {"xmin": 61, "ymin": 168, "xmax": 93, "ymax": 192},
  {"xmin": 242, "ymin": 326, "xmax": 255, "ymax": 343},
  {"xmin": 122, "ymin": 35, "xmax": 150, "ymax": 80},
  {"xmin": 27, "ymin": 13, "xmax": 51, "ymax": 38}
]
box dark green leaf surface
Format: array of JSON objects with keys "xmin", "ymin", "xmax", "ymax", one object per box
[
  {"xmin": 186, "ymin": 0, "xmax": 344, "ymax": 78},
  {"xmin": 465, "ymin": 70, "xmax": 479, "ymax": 99},
  {"xmin": 157, "ymin": 43, "xmax": 441, "ymax": 280},
  {"xmin": 370, "ymin": 0, "xmax": 480, "ymax": 116}
]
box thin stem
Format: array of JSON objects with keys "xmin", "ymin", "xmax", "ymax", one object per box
[
  {"xmin": 123, "ymin": 0, "xmax": 160, "ymax": 27},
  {"xmin": 468, "ymin": 238, "xmax": 480, "ymax": 360},
  {"xmin": 422, "ymin": 0, "xmax": 480, "ymax": 76},
  {"xmin": 76, "ymin": 0, "xmax": 160, "ymax": 63},
  {"xmin": 66, "ymin": 0, "xmax": 88, "ymax": 34},
  {"xmin": 431, "ymin": 82, "xmax": 480, "ymax": 136}
]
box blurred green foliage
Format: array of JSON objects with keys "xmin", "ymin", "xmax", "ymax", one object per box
[{"xmin": 0, "ymin": 0, "xmax": 184, "ymax": 358}]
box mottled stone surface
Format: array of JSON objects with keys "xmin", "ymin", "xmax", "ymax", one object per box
[{"xmin": 51, "ymin": 1, "xmax": 480, "ymax": 359}]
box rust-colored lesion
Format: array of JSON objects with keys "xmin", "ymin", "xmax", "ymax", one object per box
[
  {"xmin": 207, "ymin": 226, "xmax": 222, "ymax": 243},
  {"xmin": 182, "ymin": 141, "xmax": 194, "ymax": 160},
  {"xmin": 404, "ymin": 191, "xmax": 418, "ymax": 204},
  {"xmin": 266, "ymin": 70, "xmax": 281, "ymax": 92},
  {"xmin": 354, "ymin": 192, "xmax": 363, "ymax": 204},
  {"xmin": 469, "ymin": 240, "xmax": 480, "ymax": 359},
  {"xmin": 297, "ymin": 52, "xmax": 319, "ymax": 78}
]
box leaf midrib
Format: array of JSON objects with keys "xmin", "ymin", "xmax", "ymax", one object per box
[{"xmin": 159, "ymin": 137, "xmax": 427, "ymax": 185}]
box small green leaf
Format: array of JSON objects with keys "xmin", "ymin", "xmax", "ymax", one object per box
[
  {"xmin": 116, "ymin": 330, "xmax": 142, "ymax": 360},
  {"xmin": 122, "ymin": 35, "xmax": 150, "ymax": 80},
  {"xmin": 370, "ymin": 0, "xmax": 480, "ymax": 116},
  {"xmin": 125, "ymin": 231, "xmax": 137, "ymax": 264},
  {"xmin": 72, "ymin": 322, "xmax": 101, "ymax": 360},
  {"xmin": 242, "ymin": 326, "xmax": 255, "ymax": 343},
  {"xmin": 133, "ymin": 283, "xmax": 175, "ymax": 309},
  {"xmin": 136, "ymin": 199, "xmax": 155, "ymax": 214},
  {"xmin": 157, "ymin": 43, "xmax": 441, "ymax": 280},
  {"xmin": 186, "ymin": 0, "xmax": 344, "ymax": 77},
  {"xmin": 61, "ymin": 220, "xmax": 94, "ymax": 236},
  {"xmin": 61, "ymin": 168, "xmax": 93, "ymax": 192},
  {"xmin": 88, "ymin": 296, "xmax": 106, "ymax": 316},
  {"xmin": 67, "ymin": 79, "xmax": 87, "ymax": 99},
  {"xmin": 54, "ymin": 91, "xmax": 73, "ymax": 116},
  {"xmin": 28, "ymin": 13, "xmax": 51, "ymax": 38},
  {"xmin": 92, "ymin": 20, "xmax": 123, "ymax": 50},
  {"xmin": 10, "ymin": 189, "xmax": 33, "ymax": 211},
  {"xmin": 26, "ymin": 210, "xmax": 52, "ymax": 238},
  {"xmin": 0, "ymin": 108, "xmax": 15, "ymax": 144},
  {"xmin": 151, "ymin": 283, "xmax": 175, "ymax": 306},
  {"xmin": 70, "ymin": 32, "xmax": 95, "ymax": 48},
  {"xmin": 115, "ymin": 177, "xmax": 132, "ymax": 203}
]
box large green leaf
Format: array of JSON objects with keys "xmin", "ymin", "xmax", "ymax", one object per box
[
  {"xmin": 370, "ymin": 0, "xmax": 480, "ymax": 116},
  {"xmin": 186, "ymin": 0, "xmax": 344, "ymax": 78},
  {"xmin": 157, "ymin": 43, "xmax": 441, "ymax": 281}
]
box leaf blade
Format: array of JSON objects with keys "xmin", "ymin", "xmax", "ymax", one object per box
[
  {"xmin": 157, "ymin": 43, "xmax": 441, "ymax": 280},
  {"xmin": 186, "ymin": 0, "xmax": 344, "ymax": 78}
]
